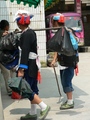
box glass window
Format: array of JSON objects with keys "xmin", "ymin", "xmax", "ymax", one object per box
[{"xmin": 65, "ymin": 17, "xmax": 82, "ymax": 31}]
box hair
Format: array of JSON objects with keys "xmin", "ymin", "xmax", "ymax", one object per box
[
  {"xmin": 52, "ymin": 20, "xmax": 64, "ymax": 27},
  {"xmin": 0, "ymin": 20, "xmax": 9, "ymax": 30},
  {"xmin": 58, "ymin": 22, "xmax": 64, "ymax": 26}
]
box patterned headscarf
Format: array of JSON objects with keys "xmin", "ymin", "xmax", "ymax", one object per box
[
  {"xmin": 14, "ymin": 10, "xmax": 34, "ymax": 25},
  {"xmin": 53, "ymin": 13, "xmax": 65, "ymax": 23}
]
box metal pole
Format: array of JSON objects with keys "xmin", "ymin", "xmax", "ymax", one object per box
[
  {"xmin": 53, "ymin": 65, "xmax": 62, "ymax": 97},
  {"xmin": 0, "ymin": 87, "xmax": 4, "ymax": 120},
  {"xmin": 33, "ymin": 27, "xmax": 61, "ymax": 31},
  {"xmin": 17, "ymin": 27, "xmax": 61, "ymax": 33}
]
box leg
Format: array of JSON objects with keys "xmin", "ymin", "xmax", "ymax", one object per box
[
  {"xmin": 10, "ymin": 69, "xmax": 15, "ymax": 78},
  {"xmin": 21, "ymin": 73, "xmax": 50, "ymax": 120},
  {"xmin": 66, "ymin": 91, "xmax": 73, "ymax": 100},
  {"xmin": 60, "ymin": 67, "xmax": 74, "ymax": 95},
  {"xmin": 31, "ymin": 94, "xmax": 42, "ymax": 104},
  {"xmin": 24, "ymin": 73, "xmax": 39, "ymax": 116},
  {"xmin": 20, "ymin": 94, "xmax": 50, "ymax": 120},
  {"xmin": 60, "ymin": 67, "xmax": 74, "ymax": 110},
  {"xmin": 0, "ymin": 63, "xmax": 11, "ymax": 93}
]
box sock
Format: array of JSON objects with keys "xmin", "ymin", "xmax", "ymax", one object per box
[
  {"xmin": 38, "ymin": 101, "xmax": 47, "ymax": 111},
  {"xmin": 29, "ymin": 104, "xmax": 37, "ymax": 115},
  {"xmin": 67, "ymin": 99, "xmax": 73, "ymax": 105}
]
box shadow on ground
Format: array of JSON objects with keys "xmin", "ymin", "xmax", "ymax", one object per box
[{"xmin": 1, "ymin": 67, "xmax": 88, "ymax": 118}]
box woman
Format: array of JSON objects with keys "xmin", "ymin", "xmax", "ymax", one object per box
[
  {"xmin": 14, "ymin": 10, "xmax": 50, "ymax": 120},
  {"xmin": 51, "ymin": 13, "xmax": 77, "ymax": 110},
  {"xmin": 0, "ymin": 20, "xmax": 14, "ymax": 95}
]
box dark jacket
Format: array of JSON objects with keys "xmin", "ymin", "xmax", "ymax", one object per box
[
  {"xmin": 0, "ymin": 29, "xmax": 3, "ymax": 39},
  {"xmin": 19, "ymin": 29, "xmax": 38, "ymax": 78}
]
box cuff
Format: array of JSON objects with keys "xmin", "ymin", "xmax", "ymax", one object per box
[{"xmin": 19, "ymin": 64, "xmax": 28, "ymax": 69}]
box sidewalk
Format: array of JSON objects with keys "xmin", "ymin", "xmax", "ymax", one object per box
[{"xmin": 1, "ymin": 53, "xmax": 90, "ymax": 120}]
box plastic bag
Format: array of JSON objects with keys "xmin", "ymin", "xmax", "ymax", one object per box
[
  {"xmin": 47, "ymin": 27, "xmax": 76, "ymax": 56},
  {"xmin": 0, "ymin": 50, "xmax": 19, "ymax": 67},
  {"xmin": 69, "ymin": 32, "xmax": 78, "ymax": 50},
  {"xmin": 0, "ymin": 32, "xmax": 19, "ymax": 50}
]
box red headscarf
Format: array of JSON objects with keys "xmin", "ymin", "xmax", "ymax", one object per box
[{"xmin": 14, "ymin": 10, "xmax": 34, "ymax": 25}]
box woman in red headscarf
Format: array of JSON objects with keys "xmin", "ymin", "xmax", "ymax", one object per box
[
  {"xmin": 14, "ymin": 10, "xmax": 50, "ymax": 120},
  {"xmin": 51, "ymin": 13, "xmax": 79, "ymax": 110}
]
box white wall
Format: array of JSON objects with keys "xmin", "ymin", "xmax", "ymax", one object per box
[{"xmin": 0, "ymin": 0, "xmax": 47, "ymax": 63}]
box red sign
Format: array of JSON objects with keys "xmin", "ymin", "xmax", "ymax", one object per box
[{"xmin": 75, "ymin": 0, "xmax": 81, "ymax": 16}]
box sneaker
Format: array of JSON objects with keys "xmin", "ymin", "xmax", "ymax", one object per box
[
  {"xmin": 20, "ymin": 113, "xmax": 37, "ymax": 120},
  {"xmin": 38, "ymin": 106, "xmax": 50, "ymax": 120},
  {"xmin": 60, "ymin": 101, "xmax": 74, "ymax": 110}
]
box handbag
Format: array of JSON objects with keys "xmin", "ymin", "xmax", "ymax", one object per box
[
  {"xmin": 8, "ymin": 77, "xmax": 33, "ymax": 99},
  {"xmin": 47, "ymin": 27, "xmax": 76, "ymax": 56}
]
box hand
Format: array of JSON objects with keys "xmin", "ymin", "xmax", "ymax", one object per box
[
  {"xmin": 50, "ymin": 60, "xmax": 56, "ymax": 67},
  {"xmin": 2, "ymin": 31, "xmax": 8, "ymax": 36},
  {"xmin": 18, "ymin": 69, "xmax": 24, "ymax": 77}
]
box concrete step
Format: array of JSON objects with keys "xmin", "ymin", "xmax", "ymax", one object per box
[{"xmin": 79, "ymin": 46, "xmax": 90, "ymax": 52}]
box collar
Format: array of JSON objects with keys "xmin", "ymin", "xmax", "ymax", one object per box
[{"xmin": 22, "ymin": 27, "xmax": 29, "ymax": 34}]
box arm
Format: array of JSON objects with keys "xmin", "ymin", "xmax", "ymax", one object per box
[
  {"xmin": 51, "ymin": 52, "xmax": 58, "ymax": 66},
  {"xmin": 0, "ymin": 29, "xmax": 9, "ymax": 38},
  {"xmin": 18, "ymin": 30, "xmax": 35, "ymax": 77},
  {"xmin": 19, "ymin": 31, "xmax": 35, "ymax": 68}
]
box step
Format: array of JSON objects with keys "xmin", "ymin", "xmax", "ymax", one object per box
[{"xmin": 79, "ymin": 46, "xmax": 90, "ymax": 52}]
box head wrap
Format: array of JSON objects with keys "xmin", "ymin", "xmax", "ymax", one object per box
[
  {"xmin": 14, "ymin": 10, "xmax": 34, "ymax": 25},
  {"xmin": 53, "ymin": 13, "xmax": 65, "ymax": 23}
]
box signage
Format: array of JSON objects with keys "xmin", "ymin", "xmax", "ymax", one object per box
[{"xmin": 75, "ymin": 0, "xmax": 81, "ymax": 16}]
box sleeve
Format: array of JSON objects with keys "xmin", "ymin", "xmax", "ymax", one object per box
[
  {"xmin": 19, "ymin": 31, "xmax": 35, "ymax": 69},
  {"xmin": 0, "ymin": 29, "xmax": 3, "ymax": 39}
]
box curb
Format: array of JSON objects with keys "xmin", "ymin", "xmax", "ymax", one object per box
[
  {"xmin": 0, "ymin": 89, "xmax": 4, "ymax": 120},
  {"xmin": 79, "ymin": 46, "xmax": 90, "ymax": 52}
]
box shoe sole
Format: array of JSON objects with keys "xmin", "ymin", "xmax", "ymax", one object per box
[
  {"xmin": 38, "ymin": 106, "xmax": 51, "ymax": 120},
  {"xmin": 20, "ymin": 117, "xmax": 37, "ymax": 120},
  {"xmin": 60, "ymin": 106, "xmax": 74, "ymax": 110}
]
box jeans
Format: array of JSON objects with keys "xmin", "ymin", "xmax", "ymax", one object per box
[{"xmin": 60, "ymin": 67, "xmax": 74, "ymax": 93}]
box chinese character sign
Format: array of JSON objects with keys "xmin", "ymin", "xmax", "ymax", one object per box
[{"xmin": 75, "ymin": 0, "xmax": 81, "ymax": 16}]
